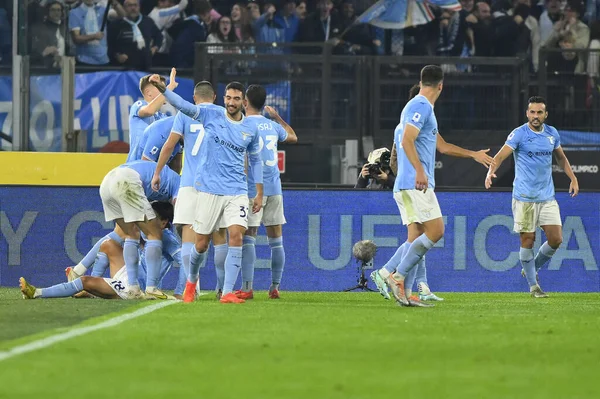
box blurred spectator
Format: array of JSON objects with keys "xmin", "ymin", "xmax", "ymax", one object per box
[
  {"xmin": 206, "ymin": 15, "xmax": 240, "ymax": 53},
  {"xmin": 108, "ymin": 0, "xmax": 162, "ymax": 69},
  {"xmin": 584, "ymin": 0, "xmax": 600, "ymax": 24},
  {"xmin": 296, "ymin": 0, "xmax": 343, "ymax": 53},
  {"xmin": 338, "ymin": 0, "xmax": 380, "ymax": 55},
  {"xmin": 0, "ymin": 5, "xmax": 10, "ymax": 65},
  {"xmin": 587, "ymin": 21, "xmax": 600, "ymax": 78},
  {"xmin": 466, "ymin": 1, "xmax": 494, "ymax": 57},
  {"xmin": 491, "ymin": 0, "xmax": 530, "ymax": 58},
  {"xmin": 296, "ymin": 0, "xmax": 307, "ymax": 20},
  {"xmin": 148, "ymin": 0, "xmax": 189, "ymax": 66},
  {"xmin": 231, "ymin": 3, "xmax": 254, "ymax": 42},
  {"xmin": 547, "ymin": 31, "xmax": 580, "ymax": 73},
  {"xmin": 30, "ymin": 1, "xmax": 75, "ymax": 68},
  {"xmin": 247, "ymin": 0, "xmax": 261, "ymax": 22},
  {"xmin": 69, "ymin": 0, "xmax": 112, "ymax": 65},
  {"xmin": 539, "ymin": 0, "xmax": 562, "ymax": 44},
  {"xmin": 543, "ymin": 0, "xmax": 590, "ymax": 52},
  {"xmin": 437, "ymin": 9, "xmax": 466, "ymax": 59},
  {"xmin": 253, "ymin": 3, "xmax": 286, "ymax": 50},
  {"xmin": 273, "ymin": 0, "xmax": 300, "ymax": 43},
  {"xmin": 63, "ymin": 0, "xmax": 81, "ymax": 11},
  {"xmin": 169, "ymin": 0, "xmax": 212, "ymax": 68},
  {"xmin": 508, "ymin": 0, "xmax": 541, "ymax": 71}
]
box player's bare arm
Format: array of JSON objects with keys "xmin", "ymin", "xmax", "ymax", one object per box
[
  {"xmin": 485, "ymin": 144, "xmax": 514, "ymax": 189},
  {"xmin": 553, "ymin": 146, "xmax": 579, "ymax": 197},
  {"xmin": 149, "ymin": 73, "xmax": 199, "ymax": 119},
  {"xmin": 436, "ymin": 134, "xmax": 495, "ymax": 168},
  {"xmin": 264, "ymin": 106, "xmax": 298, "ymax": 143},
  {"xmin": 151, "ymin": 132, "xmax": 180, "ymax": 191},
  {"xmin": 139, "ymin": 68, "xmax": 178, "ymax": 117},
  {"xmin": 390, "ymin": 143, "xmax": 398, "ymax": 175},
  {"xmin": 253, "ymin": 183, "xmax": 264, "ymax": 213},
  {"xmin": 401, "ymin": 124, "xmax": 428, "ymax": 191},
  {"xmin": 168, "ymin": 152, "xmax": 183, "ymax": 174}
]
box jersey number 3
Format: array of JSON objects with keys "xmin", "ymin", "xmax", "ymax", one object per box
[{"xmin": 259, "ymin": 135, "xmax": 278, "ymax": 167}]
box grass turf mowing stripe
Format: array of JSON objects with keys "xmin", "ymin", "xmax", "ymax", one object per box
[{"xmin": 0, "ymin": 300, "xmax": 177, "ymax": 362}]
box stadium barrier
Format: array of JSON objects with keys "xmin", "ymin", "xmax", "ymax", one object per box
[{"xmin": 1, "ymin": 186, "xmax": 598, "ymax": 292}]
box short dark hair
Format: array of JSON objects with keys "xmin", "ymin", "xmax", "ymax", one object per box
[
  {"xmin": 246, "ymin": 84, "xmax": 267, "ymax": 109},
  {"xmin": 194, "ymin": 80, "xmax": 215, "ymax": 100},
  {"xmin": 408, "ymin": 83, "xmax": 420, "ymax": 100},
  {"xmin": 194, "ymin": 0, "xmax": 212, "ymax": 16},
  {"xmin": 139, "ymin": 74, "xmax": 165, "ymax": 93},
  {"xmin": 528, "ymin": 96, "xmax": 546, "ymax": 106},
  {"xmin": 225, "ymin": 81, "xmax": 245, "ymax": 97},
  {"xmin": 420, "ymin": 65, "xmax": 444, "ymax": 87},
  {"xmin": 151, "ymin": 201, "xmax": 174, "ymax": 227}
]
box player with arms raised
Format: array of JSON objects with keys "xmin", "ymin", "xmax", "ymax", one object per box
[{"xmin": 485, "ymin": 96, "xmax": 579, "ymax": 297}]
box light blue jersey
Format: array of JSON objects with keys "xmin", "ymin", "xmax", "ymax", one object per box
[
  {"xmin": 506, "ymin": 123, "xmax": 561, "ymax": 202},
  {"xmin": 138, "ymin": 116, "xmax": 182, "ymax": 163},
  {"xmin": 162, "ymin": 90, "xmax": 263, "ymax": 196},
  {"xmin": 138, "ymin": 228, "xmax": 182, "ymax": 289},
  {"xmin": 245, "ymin": 115, "xmax": 288, "ymax": 198},
  {"xmin": 171, "ymin": 109, "xmax": 213, "ymax": 188},
  {"xmin": 393, "ymin": 95, "xmax": 439, "ymax": 192},
  {"xmin": 122, "ymin": 160, "xmax": 180, "ymax": 202},
  {"xmin": 127, "ymin": 100, "xmax": 164, "ymax": 162}
]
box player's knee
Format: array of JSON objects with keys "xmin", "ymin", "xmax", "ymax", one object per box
[
  {"xmin": 549, "ymin": 236, "xmax": 562, "ymax": 249},
  {"xmin": 246, "ymin": 227, "xmax": 258, "ymax": 237},
  {"xmin": 228, "ymin": 232, "xmax": 243, "ymax": 247},
  {"xmin": 520, "ymin": 234, "xmax": 535, "ymax": 248},
  {"xmin": 79, "ymin": 275, "xmax": 92, "ymax": 288},
  {"xmin": 100, "ymin": 239, "xmax": 118, "ymax": 256},
  {"xmin": 195, "ymin": 239, "xmax": 209, "ymax": 253}
]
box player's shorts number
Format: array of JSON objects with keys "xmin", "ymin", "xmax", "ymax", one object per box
[
  {"xmin": 110, "ymin": 280, "xmax": 126, "ymax": 292},
  {"xmin": 240, "ymin": 206, "xmax": 248, "ymax": 218},
  {"xmin": 190, "ymin": 124, "xmax": 206, "ymax": 156}
]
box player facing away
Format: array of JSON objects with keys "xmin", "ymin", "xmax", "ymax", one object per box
[
  {"xmin": 236, "ymin": 85, "xmax": 298, "ymax": 300},
  {"xmin": 485, "ymin": 96, "xmax": 579, "ymax": 297},
  {"xmin": 149, "ymin": 77, "xmax": 264, "ymax": 304},
  {"xmin": 126, "ymin": 68, "xmax": 178, "ymax": 162},
  {"xmin": 372, "ymin": 83, "xmax": 495, "ymax": 302},
  {"xmin": 99, "ymin": 160, "xmax": 180, "ymax": 299},
  {"xmin": 138, "ymin": 115, "xmax": 183, "ymax": 172},
  {"xmin": 151, "ymin": 81, "xmax": 228, "ymax": 300},
  {"xmin": 373, "ymin": 65, "xmax": 447, "ymax": 307},
  {"xmin": 20, "ymin": 201, "xmax": 181, "ymax": 300}
]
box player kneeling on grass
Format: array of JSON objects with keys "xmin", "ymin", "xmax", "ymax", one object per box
[{"xmin": 20, "ymin": 202, "xmax": 182, "ymax": 300}]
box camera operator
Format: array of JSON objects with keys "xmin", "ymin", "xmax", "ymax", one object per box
[{"xmin": 355, "ymin": 147, "xmax": 395, "ymax": 189}]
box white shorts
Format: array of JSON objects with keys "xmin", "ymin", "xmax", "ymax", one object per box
[
  {"xmin": 103, "ymin": 266, "xmax": 130, "ymax": 300},
  {"xmin": 173, "ymin": 186, "xmax": 198, "ymax": 225},
  {"xmin": 192, "ymin": 192, "xmax": 249, "ymax": 234},
  {"xmin": 99, "ymin": 167, "xmax": 156, "ymax": 223},
  {"xmin": 512, "ymin": 199, "xmax": 562, "ymax": 233},
  {"xmin": 394, "ymin": 189, "xmax": 443, "ymax": 226},
  {"xmin": 248, "ymin": 195, "xmax": 287, "ymax": 227}
]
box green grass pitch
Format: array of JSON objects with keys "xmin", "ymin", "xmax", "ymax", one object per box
[{"xmin": 1, "ymin": 288, "xmax": 599, "ymax": 399}]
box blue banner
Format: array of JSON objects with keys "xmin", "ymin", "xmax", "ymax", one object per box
[
  {"xmin": 1, "ymin": 189, "xmax": 598, "ymax": 292},
  {"xmin": 0, "ymin": 72, "xmax": 291, "ymax": 152}
]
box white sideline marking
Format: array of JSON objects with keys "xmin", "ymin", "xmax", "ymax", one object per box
[{"xmin": 0, "ymin": 300, "xmax": 177, "ymax": 362}]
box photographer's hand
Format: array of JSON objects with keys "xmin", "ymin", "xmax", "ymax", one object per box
[
  {"xmin": 376, "ymin": 170, "xmax": 388, "ymax": 182},
  {"xmin": 360, "ymin": 164, "xmax": 370, "ymax": 178}
]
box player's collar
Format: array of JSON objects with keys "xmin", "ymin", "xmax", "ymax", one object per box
[
  {"xmin": 527, "ymin": 123, "xmax": 545, "ymax": 134},
  {"xmin": 224, "ymin": 108, "xmax": 244, "ymax": 124}
]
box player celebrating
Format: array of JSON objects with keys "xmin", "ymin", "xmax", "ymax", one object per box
[
  {"xmin": 372, "ymin": 83, "xmax": 494, "ymax": 302},
  {"xmin": 151, "ymin": 81, "xmax": 228, "ymax": 300},
  {"xmin": 138, "ymin": 115, "xmax": 183, "ymax": 171},
  {"xmin": 485, "ymin": 96, "xmax": 578, "ymax": 298},
  {"xmin": 374, "ymin": 65, "xmax": 446, "ymax": 307},
  {"xmin": 236, "ymin": 85, "xmax": 298, "ymax": 300},
  {"xmin": 149, "ymin": 77, "xmax": 264, "ymax": 304}
]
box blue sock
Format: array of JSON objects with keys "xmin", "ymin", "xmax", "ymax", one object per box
[
  {"xmin": 535, "ymin": 241, "xmax": 557, "ymax": 272},
  {"xmin": 383, "ymin": 241, "xmax": 409, "ymax": 274},
  {"xmin": 520, "ymin": 247, "xmax": 537, "ymax": 287},
  {"xmin": 396, "ymin": 234, "xmax": 436, "ymax": 277},
  {"xmin": 174, "ymin": 264, "xmax": 186, "ymax": 296},
  {"xmin": 123, "ymin": 239, "xmax": 140, "ymax": 288},
  {"xmin": 80, "ymin": 237, "xmax": 105, "ymax": 268},
  {"xmin": 181, "ymin": 242, "xmax": 194, "ymax": 278},
  {"xmin": 404, "ymin": 263, "xmax": 418, "ymax": 294},
  {"xmin": 223, "ymin": 246, "xmax": 243, "ymax": 295},
  {"xmin": 241, "ymin": 236, "xmax": 256, "ymax": 291},
  {"xmin": 214, "ymin": 243, "xmax": 228, "ymax": 290},
  {"xmin": 144, "ymin": 239, "xmax": 162, "ymax": 289},
  {"xmin": 189, "ymin": 245, "xmax": 206, "ymax": 284},
  {"xmin": 41, "ymin": 278, "xmax": 84, "ymax": 298},
  {"xmin": 269, "ymin": 236, "xmax": 285, "ymax": 290},
  {"xmin": 90, "ymin": 252, "xmax": 109, "ymax": 277},
  {"xmin": 415, "ymin": 258, "xmax": 428, "ymax": 286},
  {"xmin": 107, "ymin": 230, "xmax": 124, "ymax": 246}
]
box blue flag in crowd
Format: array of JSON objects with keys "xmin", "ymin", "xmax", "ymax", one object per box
[{"xmin": 356, "ymin": 0, "xmax": 461, "ymax": 30}]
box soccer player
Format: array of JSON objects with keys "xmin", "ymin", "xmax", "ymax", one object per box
[
  {"xmin": 371, "ymin": 83, "xmax": 494, "ymax": 302},
  {"xmin": 126, "ymin": 68, "xmax": 178, "ymax": 162},
  {"xmin": 151, "ymin": 81, "xmax": 229, "ymax": 300},
  {"xmin": 138, "ymin": 115, "xmax": 183, "ymax": 172},
  {"xmin": 149, "ymin": 76, "xmax": 264, "ymax": 304},
  {"xmin": 485, "ymin": 96, "xmax": 579, "ymax": 297},
  {"xmin": 236, "ymin": 85, "xmax": 297, "ymax": 300},
  {"xmin": 20, "ymin": 201, "xmax": 181, "ymax": 300},
  {"xmin": 98, "ymin": 159, "xmax": 180, "ymax": 299},
  {"xmin": 370, "ymin": 65, "xmax": 447, "ymax": 307}
]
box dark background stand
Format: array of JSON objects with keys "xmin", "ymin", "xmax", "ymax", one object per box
[{"xmin": 343, "ymin": 261, "xmax": 377, "ymax": 292}]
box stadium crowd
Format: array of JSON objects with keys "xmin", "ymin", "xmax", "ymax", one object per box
[{"xmin": 0, "ymin": 0, "xmax": 598, "ymax": 75}]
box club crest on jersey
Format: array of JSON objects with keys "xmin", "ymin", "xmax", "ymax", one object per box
[
  {"xmin": 547, "ymin": 136, "xmax": 555, "ymax": 145},
  {"xmin": 240, "ymin": 131, "xmax": 252, "ymax": 140}
]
